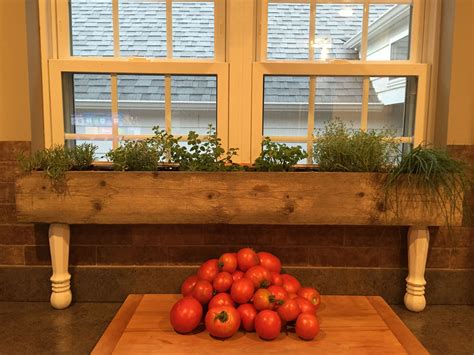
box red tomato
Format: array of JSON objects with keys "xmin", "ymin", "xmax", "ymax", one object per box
[
  {"xmin": 297, "ymin": 287, "xmax": 321, "ymax": 309},
  {"xmin": 257, "ymin": 252, "xmax": 282, "ymax": 273},
  {"xmin": 245, "ymin": 265, "xmax": 272, "ymax": 289},
  {"xmin": 236, "ymin": 248, "xmax": 259, "ymax": 272},
  {"xmin": 295, "ymin": 296, "xmax": 316, "ymax": 315},
  {"xmin": 218, "ymin": 253, "xmax": 237, "ymax": 273},
  {"xmin": 281, "ymin": 274, "xmax": 301, "ymax": 294},
  {"xmin": 237, "ymin": 303, "xmax": 258, "ymax": 332},
  {"xmin": 191, "ymin": 280, "xmax": 213, "ymax": 305},
  {"xmin": 232, "ymin": 270, "xmax": 244, "ymax": 281},
  {"xmin": 230, "ymin": 278, "xmax": 254, "ymax": 304},
  {"xmin": 205, "ymin": 306, "xmax": 241, "ymax": 339},
  {"xmin": 267, "ymin": 285, "xmax": 288, "ymax": 308},
  {"xmin": 213, "ymin": 271, "xmax": 233, "ymax": 293},
  {"xmin": 170, "ymin": 296, "xmax": 202, "ymax": 334},
  {"xmin": 270, "ymin": 272, "xmax": 283, "ymax": 286},
  {"xmin": 255, "ymin": 310, "xmax": 281, "ymax": 340},
  {"xmin": 288, "ymin": 293, "xmax": 298, "ymax": 300},
  {"xmin": 209, "ymin": 293, "xmax": 235, "ymax": 309},
  {"xmin": 252, "ymin": 288, "xmax": 274, "ymax": 311},
  {"xmin": 197, "ymin": 259, "xmax": 219, "ymax": 282},
  {"xmin": 296, "ymin": 313, "xmax": 320, "ymax": 340},
  {"xmin": 277, "ymin": 299, "xmax": 301, "ymax": 322},
  {"xmin": 181, "ymin": 274, "xmax": 198, "ymax": 297}
]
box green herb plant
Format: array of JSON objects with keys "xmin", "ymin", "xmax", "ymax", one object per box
[
  {"xmin": 19, "ymin": 143, "xmax": 97, "ymax": 181},
  {"xmin": 106, "ymin": 127, "xmax": 184, "ymax": 171},
  {"xmin": 313, "ymin": 120, "xmax": 400, "ymax": 172},
  {"xmin": 384, "ymin": 145, "xmax": 469, "ymax": 226},
  {"xmin": 179, "ymin": 125, "xmax": 240, "ymax": 171},
  {"xmin": 254, "ymin": 137, "xmax": 307, "ymax": 172}
]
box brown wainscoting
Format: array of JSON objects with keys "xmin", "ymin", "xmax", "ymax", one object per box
[{"xmin": 0, "ymin": 266, "xmax": 473, "ymax": 305}]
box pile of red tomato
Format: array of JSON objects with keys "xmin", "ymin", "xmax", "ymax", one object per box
[{"xmin": 170, "ymin": 248, "xmax": 321, "ymax": 341}]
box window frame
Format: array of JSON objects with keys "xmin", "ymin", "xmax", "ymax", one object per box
[
  {"xmin": 41, "ymin": 0, "xmax": 228, "ymax": 150},
  {"xmin": 252, "ymin": 0, "xmax": 430, "ymax": 163},
  {"xmin": 38, "ymin": 0, "xmax": 440, "ymax": 164}
]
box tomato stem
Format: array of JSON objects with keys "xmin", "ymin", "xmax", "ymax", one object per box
[{"xmin": 214, "ymin": 311, "xmax": 229, "ymax": 323}]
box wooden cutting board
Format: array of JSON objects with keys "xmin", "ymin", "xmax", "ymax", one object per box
[{"xmin": 92, "ymin": 294, "xmax": 427, "ymax": 354}]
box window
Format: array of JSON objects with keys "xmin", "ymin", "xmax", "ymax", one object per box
[
  {"xmin": 40, "ymin": 0, "xmax": 432, "ymax": 164},
  {"xmin": 252, "ymin": 0, "xmax": 427, "ymax": 163}
]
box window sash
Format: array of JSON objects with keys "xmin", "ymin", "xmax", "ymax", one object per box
[
  {"xmin": 48, "ymin": 59, "xmax": 229, "ymax": 150},
  {"xmin": 250, "ymin": 62, "xmax": 429, "ymax": 162},
  {"xmin": 259, "ymin": 0, "xmax": 423, "ymax": 63}
]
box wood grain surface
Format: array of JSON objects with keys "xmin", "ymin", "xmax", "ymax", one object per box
[
  {"xmin": 92, "ymin": 294, "xmax": 428, "ymax": 354},
  {"xmin": 15, "ymin": 171, "xmax": 461, "ymax": 226}
]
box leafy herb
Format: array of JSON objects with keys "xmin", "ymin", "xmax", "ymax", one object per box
[
  {"xmin": 19, "ymin": 143, "xmax": 97, "ymax": 181},
  {"xmin": 313, "ymin": 120, "xmax": 400, "ymax": 172},
  {"xmin": 178, "ymin": 125, "xmax": 240, "ymax": 171},
  {"xmin": 106, "ymin": 127, "xmax": 184, "ymax": 171},
  {"xmin": 384, "ymin": 145, "xmax": 469, "ymax": 226},
  {"xmin": 254, "ymin": 137, "xmax": 307, "ymax": 172}
]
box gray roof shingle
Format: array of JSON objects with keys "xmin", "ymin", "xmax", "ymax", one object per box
[{"xmin": 71, "ymin": 1, "xmax": 394, "ymax": 104}]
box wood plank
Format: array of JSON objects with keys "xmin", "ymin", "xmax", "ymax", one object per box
[
  {"xmin": 93, "ymin": 294, "xmax": 428, "ymax": 354},
  {"xmin": 15, "ymin": 171, "xmax": 462, "ymax": 225},
  {"xmin": 91, "ymin": 294, "xmax": 143, "ymax": 355},
  {"xmin": 368, "ymin": 296, "xmax": 429, "ymax": 355}
]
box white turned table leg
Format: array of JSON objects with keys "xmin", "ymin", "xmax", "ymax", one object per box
[
  {"xmin": 404, "ymin": 226, "xmax": 429, "ymax": 312},
  {"xmin": 49, "ymin": 223, "xmax": 72, "ymax": 309}
]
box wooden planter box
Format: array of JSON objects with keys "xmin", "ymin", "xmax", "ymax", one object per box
[
  {"xmin": 15, "ymin": 171, "xmax": 461, "ymax": 226},
  {"xmin": 14, "ymin": 171, "xmax": 463, "ymax": 312}
]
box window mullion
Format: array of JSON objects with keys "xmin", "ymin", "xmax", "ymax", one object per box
[
  {"xmin": 111, "ymin": 74, "xmax": 119, "ymax": 149},
  {"xmin": 360, "ymin": 0, "xmax": 369, "ymax": 61},
  {"xmin": 112, "ymin": 0, "xmax": 120, "ymax": 57},
  {"xmin": 259, "ymin": 0, "xmax": 268, "ymax": 61},
  {"xmin": 361, "ymin": 77, "xmax": 369, "ymax": 131},
  {"xmin": 165, "ymin": 76, "xmax": 172, "ymax": 134},
  {"xmin": 307, "ymin": 78, "xmax": 316, "ymax": 164},
  {"xmin": 214, "ymin": 0, "xmax": 226, "ymax": 61},
  {"xmin": 166, "ymin": 0, "xmax": 173, "ymax": 58}
]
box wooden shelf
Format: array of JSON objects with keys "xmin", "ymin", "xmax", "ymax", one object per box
[{"xmin": 92, "ymin": 294, "xmax": 428, "ymax": 354}]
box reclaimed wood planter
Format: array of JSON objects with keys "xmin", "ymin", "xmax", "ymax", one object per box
[{"xmin": 15, "ymin": 171, "xmax": 463, "ymax": 311}]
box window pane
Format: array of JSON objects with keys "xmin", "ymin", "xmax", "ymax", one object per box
[
  {"xmin": 66, "ymin": 139, "xmax": 112, "ymax": 161},
  {"xmin": 268, "ymin": 3, "xmax": 310, "ymax": 60},
  {"xmin": 67, "ymin": 74, "xmax": 112, "ymax": 135},
  {"xmin": 173, "ymin": 1, "xmax": 214, "ymax": 58},
  {"xmin": 315, "ymin": 4, "xmax": 363, "ymax": 60},
  {"xmin": 117, "ymin": 75, "xmax": 165, "ymax": 135},
  {"xmin": 315, "ymin": 77, "xmax": 363, "ymax": 130},
  {"xmin": 171, "ymin": 76, "xmax": 217, "ymax": 135},
  {"xmin": 368, "ymin": 77, "xmax": 417, "ymax": 137},
  {"xmin": 263, "ymin": 76, "xmax": 309, "ymax": 137},
  {"xmin": 368, "ymin": 4, "xmax": 412, "ymax": 61},
  {"xmin": 119, "ymin": 0, "xmax": 167, "ymax": 57},
  {"xmin": 70, "ymin": 0, "xmax": 114, "ymax": 56}
]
